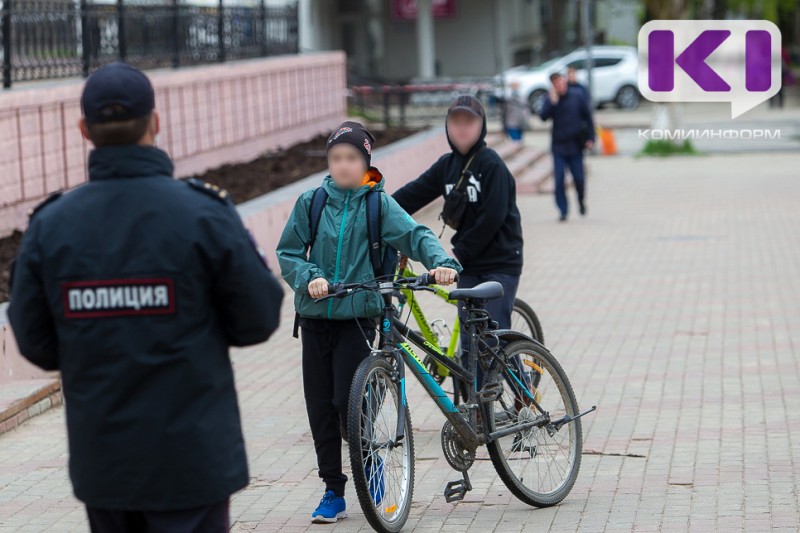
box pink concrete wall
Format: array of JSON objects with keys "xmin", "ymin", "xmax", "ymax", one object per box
[
  {"xmin": 0, "ymin": 316, "xmax": 58, "ymax": 383},
  {"xmin": 0, "ymin": 127, "xmax": 451, "ymax": 383},
  {"xmin": 0, "ymin": 52, "xmax": 347, "ymax": 238}
]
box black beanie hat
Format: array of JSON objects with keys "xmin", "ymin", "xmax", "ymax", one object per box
[{"xmin": 327, "ymin": 121, "xmax": 376, "ymax": 167}]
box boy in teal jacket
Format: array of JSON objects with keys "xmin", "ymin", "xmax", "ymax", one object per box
[{"xmin": 277, "ymin": 121, "xmax": 461, "ymax": 523}]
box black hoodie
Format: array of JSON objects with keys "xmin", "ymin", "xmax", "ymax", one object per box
[{"xmin": 393, "ymin": 115, "xmax": 523, "ymax": 276}]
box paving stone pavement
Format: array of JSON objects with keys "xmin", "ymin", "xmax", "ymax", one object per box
[{"xmin": 1, "ymin": 151, "xmax": 799, "ymax": 532}]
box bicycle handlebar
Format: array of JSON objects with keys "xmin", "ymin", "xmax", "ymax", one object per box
[{"xmin": 315, "ymin": 273, "xmax": 458, "ymax": 303}]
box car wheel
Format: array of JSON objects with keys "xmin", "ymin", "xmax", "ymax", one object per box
[
  {"xmin": 615, "ymin": 85, "xmax": 640, "ymax": 110},
  {"xmin": 529, "ymin": 90, "xmax": 548, "ymax": 115}
]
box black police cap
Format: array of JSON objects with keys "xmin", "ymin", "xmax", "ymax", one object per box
[{"xmin": 81, "ymin": 62, "xmax": 155, "ymax": 124}]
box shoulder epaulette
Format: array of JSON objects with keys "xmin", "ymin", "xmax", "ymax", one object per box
[
  {"xmin": 185, "ymin": 177, "xmax": 230, "ymax": 203},
  {"xmin": 28, "ymin": 191, "xmax": 63, "ymax": 218}
]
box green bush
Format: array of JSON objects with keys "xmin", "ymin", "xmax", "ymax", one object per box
[{"xmin": 637, "ymin": 139, "xmax": 701, "ymax": 157}]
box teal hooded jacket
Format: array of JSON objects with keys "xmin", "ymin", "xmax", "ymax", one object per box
[{"xmin": 277, "ymin": 169, "xmax": 462, "ymax": 320}]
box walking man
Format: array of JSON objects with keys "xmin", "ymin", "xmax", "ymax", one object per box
[{"xmin": 540, "ymin": 72, "xmax": 595, "ymax": 222}]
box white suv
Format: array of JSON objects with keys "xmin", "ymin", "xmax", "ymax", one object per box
[{"xmin": 497, "ymin": 46, "xmax": 640, "ymax": 115}]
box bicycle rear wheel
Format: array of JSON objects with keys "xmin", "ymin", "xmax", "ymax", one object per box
[
  {"xmin": 486, "ymin": 340, "xmax": 582, "ymax": 507},
  {"xmin": 347, "ymin": 356, "xmax": 414, "ymax": 533},
  {"xmin": 512, "ymin": 298, "xmax": 545, "ymax": 345}
]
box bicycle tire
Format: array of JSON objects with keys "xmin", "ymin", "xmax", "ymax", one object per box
[
  {"xmin": 486, "ymin": 340, "xmax": 582, "ymax": 507},
  {"xmin": 512, "ymin": 298, "xmax": 545, "ymax": 345},
  {"xmin": 347, "ymin": 356, "xmax": 415, "ymax": 533}
]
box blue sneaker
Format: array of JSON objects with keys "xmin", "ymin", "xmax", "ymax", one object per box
[
  {"xmin": 311, "ymin": 490, "xmax": 347, "ymax": 523},
  {"xmin": 366, "ymin": 456, "xmax": 385, "ymax": 505}
]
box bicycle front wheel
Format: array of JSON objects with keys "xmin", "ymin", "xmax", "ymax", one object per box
[
  {"xmin": 486, "ymin": 340, "xmax": 582, "ymax": 507},
  {"xmin": 347, "ymin": 356, "xmax": 414, "ymax": 533}
]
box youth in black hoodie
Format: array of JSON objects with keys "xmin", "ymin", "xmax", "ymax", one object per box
[{"xmin": 393, "ymin": 98, "xmax": 524, "ymax": 277}]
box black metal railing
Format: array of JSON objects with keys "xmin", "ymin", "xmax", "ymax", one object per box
[
  {"xmin": 349, "ymin": 80, "xmax": 502, "ymax": 128},
  {"xmin": 1, "ymin": 0, "xmax": 299, "ymax": 89}
]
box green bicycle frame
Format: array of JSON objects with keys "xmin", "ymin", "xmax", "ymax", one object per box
[
  {"xmin": 381, "ymin": 293, "xmax": 545, "ymax": 451},
  {"xmin": 396, "ymin": 265, "xmax": 461, "ymax": 377}
]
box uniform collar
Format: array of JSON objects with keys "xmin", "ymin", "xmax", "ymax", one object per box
[{"xmin": 88, "ymin": 145, "xmax": 175, "ymax": 181}]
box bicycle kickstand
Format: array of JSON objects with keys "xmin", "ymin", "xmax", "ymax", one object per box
[{"xmin": 444, "ymin": 470, "xmax": 473, "ymax": 503}]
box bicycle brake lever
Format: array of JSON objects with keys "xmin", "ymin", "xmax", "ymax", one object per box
[{"xmin": 411, "ymin": 285, "xmax": 437, "ymax": 293}]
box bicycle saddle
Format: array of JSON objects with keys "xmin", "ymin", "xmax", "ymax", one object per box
[{"xmin": 448, "ymin": 281, "xmax": 504, "ymax": 301}]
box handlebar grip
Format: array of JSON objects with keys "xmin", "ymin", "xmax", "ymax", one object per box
[
  {"xmin": 327, "ymin": 283, "xmax": 343, "ymax": 295},
  {"xmin": 416, "ymin": 272, "xmax": 459, "ymax": 286}
]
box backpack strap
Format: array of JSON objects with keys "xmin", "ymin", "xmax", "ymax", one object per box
[
  {"xmin": 294, "ymin": 187, "xmax": 328, "ymax": 340},
  {"xmin": 307, "ymin": 187, "xmax": 328, "ymax": 252},
  {"xmin": 365, "ymin": 189, "xmax": 383, "ymax": 279},
  {"xmin": 293, "ymin": 312, "xmax": 301, "ymax": 339}
]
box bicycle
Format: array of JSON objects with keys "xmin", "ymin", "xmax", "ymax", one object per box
[
  {"xmin": 394, "ymin": 256, "xmax": 544, "ymax": 397},
  {"xmin": 316, "ymin": 274, "xmax": 595, "ymax": 533}
]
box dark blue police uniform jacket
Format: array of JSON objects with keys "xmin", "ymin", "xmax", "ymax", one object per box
[{"xmin": 8, "ymin": 145, "xmax": 284, "ymax": 510}]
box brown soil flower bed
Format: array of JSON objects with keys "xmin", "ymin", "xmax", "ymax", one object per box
[
  {"xmin": 0, "ymin": 230, "xmax": 23, "ymax": 304},
  {"xmin": 0, "ymin": 126, "xmax": 420, "ymax": 303},
  {"xmin": 193, "ymin": 127, "xmax": 418, "ymax": 204}
]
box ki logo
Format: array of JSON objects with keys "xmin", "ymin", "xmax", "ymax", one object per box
[{"xmin": 638, "ymin": 20, "xmax": 782, "ymax": 118}]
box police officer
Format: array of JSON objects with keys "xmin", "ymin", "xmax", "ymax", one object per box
[{"xmin": 7, "ymin": 62, "xmax": 284, "ymax": 532}]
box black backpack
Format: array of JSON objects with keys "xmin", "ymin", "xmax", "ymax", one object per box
[{"xmin": 292, "ymin": 187, "xmax": 398, "ymax": 337}]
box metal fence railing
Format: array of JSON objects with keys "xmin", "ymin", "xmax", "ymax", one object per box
[
  {"xmin": 0, "ymin": 0, "xmax": 299, "ymax": 89},
  {"xmin": 348, "ymin": 79, "xmax": 503, "ymax": 128}
]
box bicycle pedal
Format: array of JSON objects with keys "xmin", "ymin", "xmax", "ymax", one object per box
[
  {"xmin": 478, "ymin": 382, "xmax": 503, "ymax": 402},
  {"xmin": 443, "ymin": 474, "xmax": 472, "ymax": 503}
]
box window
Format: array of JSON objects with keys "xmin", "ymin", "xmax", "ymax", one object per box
[{"xmin": 591, "ymin": 57, "xmax": 623, "ymax": 68}]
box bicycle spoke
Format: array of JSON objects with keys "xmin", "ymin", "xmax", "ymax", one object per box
[
  {"xmin": 351, "ymin": 359, "xmax": 414, "ymax": 529},
  {"xmin": 488, "ymin": 342, "xmax": 580, "ymax": 501}
]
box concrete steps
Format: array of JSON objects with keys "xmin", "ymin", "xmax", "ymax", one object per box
[
  {"xmin": 516, "ymin": 153, "xmax": 555, "ymax": 194},
  {"xmin": 505, "ymin": 145, "xmax": 548, "ymax": 178},
  {"xmin": 488, "ymin": 134, "xmax": 554, "ymax": 195},
  {"xmin": 490, "ymin": 137, "xmax": 525, "ymax": 161}
]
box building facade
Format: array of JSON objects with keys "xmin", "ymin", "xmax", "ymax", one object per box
[{"xmin": 288, "ymin": 0, "xmax": 640, "ymax": 81}]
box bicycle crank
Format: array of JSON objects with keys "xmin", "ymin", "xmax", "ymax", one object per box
[{"xmin": 441, "ymin": 419, "xmax": 475, "ymax": 472}]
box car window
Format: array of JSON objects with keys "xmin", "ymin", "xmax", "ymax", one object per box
[
  {"xmin": 567, "ymin": 59, "xmax": 586, "ymax": 69},
  {"xmin": 590, "ymin": 57, "xmax": 623, "ymax": 68}
]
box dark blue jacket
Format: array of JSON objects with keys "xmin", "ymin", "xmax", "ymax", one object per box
[
  {"xmin": 8, "ymin": 145, "xmax": 283, "ymax": 510},
  {"xmin": 540, "ymin": 87, "xmax": 596, "ymax": 156},
  {"xmin": 568, "ymin": 82, "xmax": 590, "ymax": 104}
]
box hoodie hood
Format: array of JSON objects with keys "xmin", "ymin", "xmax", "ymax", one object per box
[
  {"xmin": 321, "ymin": 167, "xmax": 385, "ymax": 199},
  {"xmin": 446, "ymin": 112, "xmax": 488, "ymax": 159}
]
